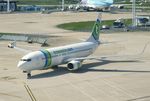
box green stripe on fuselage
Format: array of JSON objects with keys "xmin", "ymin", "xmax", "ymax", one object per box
[{"xmin": 41, "ymin": 49, "xmax": 52, "ymax": 68}]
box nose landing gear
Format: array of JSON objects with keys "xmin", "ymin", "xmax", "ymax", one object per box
[
  {"xmin": 27, "ymin": 72, "xmax": 31, "ymax": 79},
  {"xmin": 22, "ymin": 71, "xmax": 31, "ymax": 79}
]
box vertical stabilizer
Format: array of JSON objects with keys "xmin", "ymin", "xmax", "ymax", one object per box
[{"xmin": 87, "ymin": 13, "xmax": 101, "ymax": 42}]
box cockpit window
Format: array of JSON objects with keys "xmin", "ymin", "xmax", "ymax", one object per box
[{"xmin": 21, "ymin": 59, "xmax": 31, "ymax": 62}]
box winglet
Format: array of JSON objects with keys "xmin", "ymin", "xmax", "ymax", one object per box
[
  {"xmin": 8, "ymin": 41, "xmax": 16, "ymax": 48},
  {"xmin": 8, "ymin": 41, "xmax": 32, "ymax": 53}
]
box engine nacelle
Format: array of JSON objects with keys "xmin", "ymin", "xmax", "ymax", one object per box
[{"xmin": 67, "ymin": 60, "xmax": 82, "ymax": 71}]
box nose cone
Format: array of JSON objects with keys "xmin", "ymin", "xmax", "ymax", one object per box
[{"xmin": 17, "ymin": 61, "xmax": 27, "ymax": 70}]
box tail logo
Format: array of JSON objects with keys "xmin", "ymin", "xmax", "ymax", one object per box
[{"xmin": 92, "ymin": 19, "xmax": 100, "ymax": 40}]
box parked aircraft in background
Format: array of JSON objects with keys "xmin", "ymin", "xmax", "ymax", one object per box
[
  {"xmin": 69, "ymin": 0, "xmax": 113, "ymax": 11},
  {"xmin": 81, "ymin": 0, "xmax": 113, "ymax": 11},
  {"xmin": 69, "ymin": 0, "xmax": 124, "ymax": 11}
]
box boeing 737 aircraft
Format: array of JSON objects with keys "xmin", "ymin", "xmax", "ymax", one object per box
[
  {"xmin": 8, "ymin": 13, "xmax": 146, "ymax": 79},
  {"xmin": 9, "ymin": 14, "xmax": 101, "ymax": 79}
]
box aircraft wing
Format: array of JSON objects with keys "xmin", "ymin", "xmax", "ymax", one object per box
[
  {"xmin": 65, "ymin": 54, "xmax": 140, "ymax": 62},
  {"xmin": 65, "ymin": 42, "xmax": 148, "ymax": 62},
  {"xmin": 8, "ymin": 41, "xmax": 32, "ymax": 53}
]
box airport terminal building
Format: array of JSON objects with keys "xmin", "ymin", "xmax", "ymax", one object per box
[{"xmin": 0, "ymin": 0, "xmax": 18, "ymax": 11}]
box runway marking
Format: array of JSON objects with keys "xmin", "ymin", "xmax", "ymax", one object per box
[
  {"xmin": 139, "ymin": 41, "xmax": 150, "ymax": 55},
  {"xmin": 24, "ymin": 83, "xmax": 37, "ymax": 101}
]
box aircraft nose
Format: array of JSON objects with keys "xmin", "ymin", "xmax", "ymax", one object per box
[{"xmin": 17, "ymin": 61, "xmax": 27, "ymax": 70}]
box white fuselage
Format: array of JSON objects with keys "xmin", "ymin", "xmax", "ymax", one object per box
[{"xmin": 17, "ymin": 41, "xmax": 98, "ymax": 72}]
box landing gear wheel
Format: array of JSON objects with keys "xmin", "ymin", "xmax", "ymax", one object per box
[{"xmin": 27, "ymin": 73, "xmax": 31, "ymax": 79}]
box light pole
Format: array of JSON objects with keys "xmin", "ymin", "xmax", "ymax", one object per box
[
  {"xmin": 62, "ymin": 0, "xmax": 64, "ymax": 11},
  {"xmin": 7, "ymin": 0, "xmax": 10, "ymax": 12},
  {"xmin": 132, "ymin": 0, "xmax": 136, "ymax": 27}
]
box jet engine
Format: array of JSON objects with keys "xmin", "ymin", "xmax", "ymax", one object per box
[{"xmin": 67, "ymin": 60, "xmax": 82, "ymax": 71}]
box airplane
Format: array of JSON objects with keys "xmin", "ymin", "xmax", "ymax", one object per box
[
  {"xmin": 69, "ymin": 0, "xmax": 113, "ymax": 11},
  {"xmin": 8, "ymin": 14, "xmax": 146, "ymax": 79},
  {"xmin": 9, "ymin": 14, "xmax": 101, "ymax": 79},
  {"xmin": 69, "ymin": 0, "xmax": 124, "ymax": 12}
]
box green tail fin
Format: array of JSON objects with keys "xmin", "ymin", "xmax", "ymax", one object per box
[{"xmin": 87, "ymin": 14, "xmax": 101, "ymax": 42}]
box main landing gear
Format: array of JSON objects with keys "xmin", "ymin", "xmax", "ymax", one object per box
[{"xmin": 22, "ymin": 71, "xmax": 31, "ymax": 79}]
